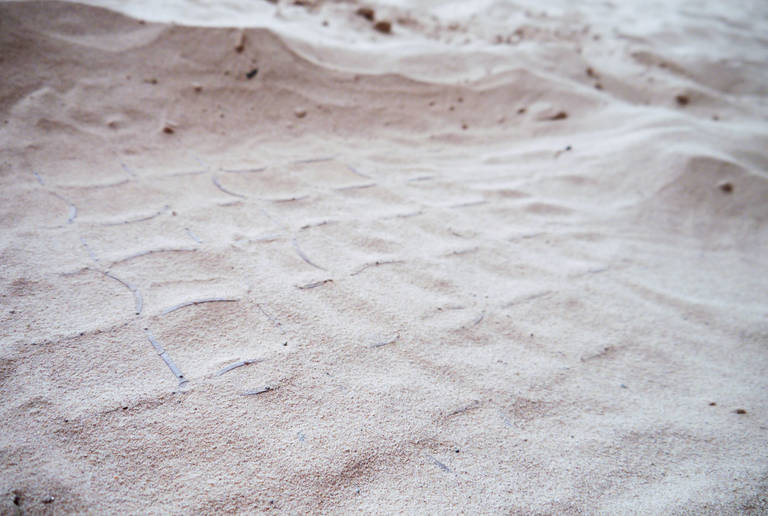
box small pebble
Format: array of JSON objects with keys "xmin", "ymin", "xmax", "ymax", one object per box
[
  {"xmin": 718, "ymin": 181, "xmax": 733, "ymax": 193},
  {"xmin": 294, "ymin": 109, "xmax": 307, "ymax": 119},
  {"xmin": 356, "ymin": 7, "xmax": 375, "ymax": 21},
  {"xmin": 374, "ymin": 20, "xmax": 392, "ymax": 34},
  {"xmin": 735, "ymin": 408, "xmax": 747, "ymax": 414},
  {"xmin": 550, "ymin": 111, "xmax": 568, "ymax": 121},
  {"xmin": 676, "ymin": 94, "xmax": 689, "ymax": 106}
]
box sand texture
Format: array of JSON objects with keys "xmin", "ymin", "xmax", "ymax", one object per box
[{"xmin": 1, "ymin": 0, "xmax": 767, "ymax": 513}]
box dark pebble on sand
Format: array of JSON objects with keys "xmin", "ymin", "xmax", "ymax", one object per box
[
  {"xmin": 356, "ymin": 7, "xmax": 375, "ymax": 21},
  {"xmin": 374, "ymin": 21, "xmax": 392, "ymax": 34},
  {"xmin": 718, "ymin": 181, "xmax": 733, "ymax": 193}
]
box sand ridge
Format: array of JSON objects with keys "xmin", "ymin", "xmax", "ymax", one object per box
[{"xmin": 1, "ymin": 1, "xmax": 767, "ymax": 513}]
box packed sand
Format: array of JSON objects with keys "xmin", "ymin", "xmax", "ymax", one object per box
[{"xmin": 1, "ymin": 0, "xmax": 767, "ymax": 513}]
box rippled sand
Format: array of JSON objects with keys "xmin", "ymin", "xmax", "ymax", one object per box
[{"xmin": 1, "ymin": 1, "xmax": 767, "ymax": 513}]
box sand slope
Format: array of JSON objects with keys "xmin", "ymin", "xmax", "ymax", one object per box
[{"xmin": 1, "ymin": 1, "xmax": 767, "ymax": 513}]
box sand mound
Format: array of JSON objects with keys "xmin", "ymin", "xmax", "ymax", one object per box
[{"xmin": 1, "ymin": 1, "xmax": 767, "ymax": 513}]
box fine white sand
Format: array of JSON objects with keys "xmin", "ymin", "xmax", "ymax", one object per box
[{"xmin": 1, "ymin": 0, "xmax": 767, "ymax": 513}]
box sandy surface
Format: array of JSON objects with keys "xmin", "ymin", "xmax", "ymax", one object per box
[{"xmin": 1, "ymin": 0, "xmax": 768, "ymax": 513}]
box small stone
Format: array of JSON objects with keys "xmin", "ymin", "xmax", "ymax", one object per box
[
  {"xmin": 163, "ymin": 126, "xmax": 175, "ymax": 134},
  {"xmin": 718, "ymin": 181, "xmax": 733, "ymax": 193},
  {"xmin": 294, "ymin": 109, "xmax": 307, "ymax": 119},
  {"xmin": 550, "ymin": 111, "xmax": 568, "ymax": 121},
  {"xmin": 42, "ymin": 496, "xmax": 54, "ymax": 504},
  {"xmin": 246, "ymin": 68, "xmax": 259, "ymax": 80},
  {"xmin": 735, "ymin": 408, "xmax": 747, "ymax": 414},
  {"xmin": 193, "ymin": 83, "xmax": 203, "ymax": 93},
  {"xmin": 709, "ymin": 402, "xmax": 716, "ymax": 406},
  {"xmin": 676, "ymin": 94, "xmax": 689, "ymax": 106},
  {"xmin": 235, "ymin": 34, "xmax": 246, "ymax": 53},
  {"xmin": 373, "ymin": 20, "xmax": 392, "ymax": 34},
  {"xmin": 356, "ymin": 7, "xmax": 375, "ymax": 21}
]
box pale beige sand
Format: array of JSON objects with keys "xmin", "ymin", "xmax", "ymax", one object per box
[{"xmin": 1, "ymin": 0, "xmax": 768, "ymax": 513}]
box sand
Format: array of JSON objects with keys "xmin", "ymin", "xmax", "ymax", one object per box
[{"xmin": 1, "ymin": 0, "xmax": 767, "ymax": 513}]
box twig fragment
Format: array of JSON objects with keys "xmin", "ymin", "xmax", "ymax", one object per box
[
  {"xmin": 110, "ymin": 247, "xmax": 196, "ymax": 266},
  {"xmin": 241, "ymin": 386, "xmax": 273, "ymax": 396},
  {"xmin": 212, "ymin": 176, "xmax": 246, "ymax": 198},
  {"xmin": 427, "ymin": 455, "xmax": 451, "ymax": 473},
  {"xmin": 346, "ymin": 165, "xmax": 371, "ymax": 178},
  {"xmin": 450, "ymin": 199, "xmax": 487, "ymax": 209},
  {"xmin": 292, "ymin": 238, "xmax": 326, "ymax": 270},
  {"xmin": 161, "ymin": 297, "xmax": 237, "ymax": 315},
  {"xmin": 292, "ymin": 156, "xmax": 336, "ymax": 165},
  {"xmin": 185, "ymin": 228, "xmax": 203, "ymax": 243},
  {"xmin": 335, "ymin": 183, "xmax": 376, "ymax": 192},
  {"xmin": 51, "ymin": 192, "xmax": 77, "ymax": 224},
  {"xmin": 79, "ymin": 237, "xmax": 99, "ymax": 263},
  {"xmin": 297, "ymin": 279, "xmax": 333, "ymax": 290},
  {"xmin": 216, "ymin": 358, "xmax": 262, "ymax": 376},
  {"xmin": 99, "ymin": 206, "xmax": 168, "ymax": 226},
  {"xmin": 221, "ymin": 166, "xmax": 267, "ymax": 174},
  {"xmin": 350, "ymin": 259, "xmax": 403, "ymax": 277},
  {"xmin": 256, "ymin": 304, "xmax": 286, "ymax": 335},
  {"xmin": 145, "ymin": 329, "xmax": 187, "ymax": 385},
  {"xmin": 371, "ymin": 334, "xmax": 398, "ymax": 348},
  {"xmin": 103, "ymin": 271, "xmax": 143, "ymax": 315}
]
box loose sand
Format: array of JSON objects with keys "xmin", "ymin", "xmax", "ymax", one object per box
[{"xmin": 1, "ymin": 0, "xmax": 767, "ymax": 513}]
